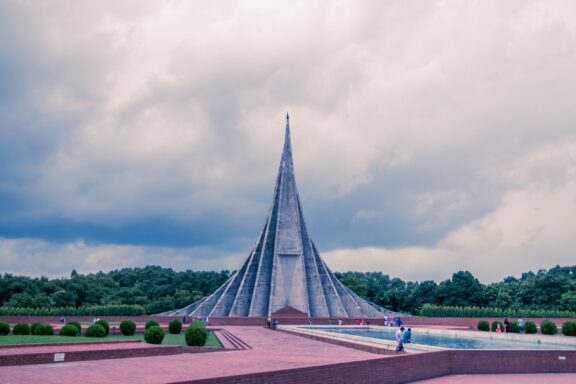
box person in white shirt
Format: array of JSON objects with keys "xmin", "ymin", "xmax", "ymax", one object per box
[{"xmin": 395, "ymin": 326, "xmax": 405, "ymax": 352}]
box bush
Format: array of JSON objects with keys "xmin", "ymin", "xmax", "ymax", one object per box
[
  {"xmin": 66, "ymin": 321, "xmax": 82, "ymax": 335},
  {"xmin": 95, "ymin": 319, "xmax": 110, "ymax": 336},
  {"xmin": 540, "ymin": 320, "xmax": 558, "ymax": 335},
  {"xmin": 477, "ymin": 320, "xmax": 490, "ymax": 332},
  {"xmin": 59, "ymin": 324, "xmax": 80, "ymax": 336},
  {"xmin": 524, "ymin": 321, "xmax": 537, "ymax": 334},
  {"xmin": 85, "ymin": 324, "xmax": 106, "ymax": 338},
  {"xmin": 33, "ymin": 323, "xmax": 54, "ymax": 336},
  {"xmin": 561, "ymin": 320, "xmax": 576, "ymax": 336},
  {"xmin": 120, "ymin": 320, "xmax": 136, "ymax": 336},
  {"xmin": 491, "ymin": 320, "xmax": 504, "ymax": 332},
  {"xmin": 169, "ymin": 319, "xmax": 182, "ymax": 334},
  {"xmin": 0, "ymin": 304, "xmax": 146, "ymax": 317},
  {"xmin": 0, "ymin": 322, "xmax": 10, "ymax": 335},
  {"xmin": 185, "ymin": 320, "xmax": 207, "ymax": 346},
  {"xmin": 30, "ymin": 322, "xmax": 42, "ymax": 334},
  {"xmin": 12, "ymin": 323, "xmax": 31, "ymax": 335},
  {"xmin": 144, "ymin": 326, "xmax": 164, "ymax": 344},
  {"xmin": 145, "ymin": 320, "xmax": 160, "ymax": 330},
  {"xmin": 508, "ymin": 320, "xmax": 519, "ymax": 333}
]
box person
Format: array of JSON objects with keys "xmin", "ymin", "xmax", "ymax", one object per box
[
  {"xmin": 504, "ymin": 318, "xmax": 510, "ymax": 333},
  {"xmin": 384, "ymin": 315, "xmax": 389, "ymax": 327},
  {"xmin": 182, "ymin": 316, "xmax": 186, "ymax": 324},
  {"xmin": 338, "ymin": 319, "xmax": 343, "ymax": 326},
  {"xmin": 518, "ymin": 317, "xmax": 524, "ymax": 334},
  {"xmin": 395, "ymin": 326, "xmax": 405, "ymax": 352},
  {"xmin": 307, "ymin": 319, "xmax": 312, "ymax": 325},
  {"xmin": 395, "ymin": 317, "xmax": 403, "ymax": 327},
  {"xmin": 272, "ymin": 319, "xmax": 278, "ymax": 330},
  {"xmin": 496, "ymin": 323, "xmax": 502, "ymax": 333},
  {"xmin": 267, "ymin": 316, "xmax": 272, "ymax": 329},
  {"xmin": 403, "ymin": 328, "xmax": 412, "ymax": 344},
  {"xmin": 328, "ymin": 318, "xmax": 333, "ymax": 326},
  {"xmin": 355, "ymin": 319, "xmax": 359, "ymax": 325}
]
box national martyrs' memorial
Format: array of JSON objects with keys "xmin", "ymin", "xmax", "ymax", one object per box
[{"xmin": 161, "ymin": 115, "xmax": 385, "ymax": 318}]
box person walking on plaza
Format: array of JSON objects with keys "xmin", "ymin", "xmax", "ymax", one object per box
[
  {"xmin": 403, "ymin": 328, "xmax": 412, "ymax": 344},
  {"xmin": 267, "ymin": 316, "xmax": 272, "ymax": 329},
  {"xmin": 395, "ymin": 326, "xmax": 405, "ymax": 352},
  {"xmin": 518, "ymin": 317, "xmax": 524, "ymax": 333}
]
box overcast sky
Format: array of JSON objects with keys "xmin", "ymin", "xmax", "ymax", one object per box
[{"xmin": 1, "ymin": 0, "xmax": 575, "ymax": 283}]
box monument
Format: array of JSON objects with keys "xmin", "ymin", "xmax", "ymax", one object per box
[{"xmin": 162, "ymin": 115, "xmax": 384, "ymax": 318}]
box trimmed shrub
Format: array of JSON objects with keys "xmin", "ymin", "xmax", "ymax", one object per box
[
  {"xmin": 33, "ymin": 323, "xmax": 54, "ymax": 336},
  {"xmin": 59, "ymin": 324, "xmax": 80, "ymax": 336},
  {"xmin": 508, "ymin": 320, "xmax": 519, "ymax": 333},
  {"xmin": 477, "ymin": 320, "xmax": 490, "ymax": 332},
  {"xmin": 95, "ymin": 319, "xmax": 110, "ymax": 336},
  {"xmin": 491, "ymin": 320, "xmax": 504, "ymax": 332},
  {"xmin": 524, "ymin": 321, "xmax": 537, "ymax": 334},
  {"xmin": 185, "ymin": 320, "xmax": 207, "ymax": 346},
  {"xmin": 66, "ymin": 321, "xmax": 82, "ymax": 335},
  {"xmin": 85, "ymin": 324, "xmax": 106, "ymax": 338},
  {"xmin": 145, "ymin": 320, "xmax": 160, "ymax": 330},
  {"xmin": 13, "ymin": 323, "xmax": 31, "ymax": 335},
  {"xmin": 120, "ymin": 320, "xmax": 136, "ymax": 336},
  {"xmin": 561, "ymin": 320, "xmax": 576, "ymax": 336},
  {"xmin": 144, "ymin": 325, "xmax": 165, "ymax": 344},
  {"xmin": 0, "ymin": 322, "xmax": 10, "ymax": 335},
  {"xmin": 169, "ymin": 319, "xmax": 182, "ymax": 334},
  {"xmin": 30, "ymin": 322, "xmax": 42, "ymax": 334},
  {"xmin": 540, "ymin": 320, "xmax": 558, "ymax": 335}
]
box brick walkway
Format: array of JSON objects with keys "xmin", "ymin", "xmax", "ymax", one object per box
[
  {"xmin": 0, "ymin": 327, "xmax": 383, "ymax": 383},
  {"xmin": 413, "ymin": 373, "xmax": 576, "ymax": 383}
]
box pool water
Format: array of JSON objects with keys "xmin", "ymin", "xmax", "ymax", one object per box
[{"xmin": 319, "ymin": 327, "xmax": 576, "ymax": 350}]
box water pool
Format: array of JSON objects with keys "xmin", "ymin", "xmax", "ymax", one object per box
[{"xmin": 310, "ymin": 327, "xmax": 576, "ymax": 350}]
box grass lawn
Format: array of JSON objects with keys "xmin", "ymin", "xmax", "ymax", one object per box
[{"xmin": 0, "ymin": 331, "xmax": 222, "ymax": 348}]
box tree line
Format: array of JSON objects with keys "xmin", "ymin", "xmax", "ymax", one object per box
[{"xmin": 0, "ymin": 265, "xmax": 574, "ymax": 315}]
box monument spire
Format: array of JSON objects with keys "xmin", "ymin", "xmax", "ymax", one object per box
[{"xmin": 161, "ymin": 116, "xmax": 386, "ymax": 318}]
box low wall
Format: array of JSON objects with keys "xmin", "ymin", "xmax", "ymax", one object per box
[{"xmin": 0, "ymin": 345, "xmax": 182, "ymax": 367}]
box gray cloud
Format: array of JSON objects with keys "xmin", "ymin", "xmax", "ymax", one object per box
[{"xmin": 1, "ymin": 0, "xmax": 575, "ymax": 282}]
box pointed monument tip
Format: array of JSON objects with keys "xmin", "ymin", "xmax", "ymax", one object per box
[{"xmin": 286, "ymin": 112, "xmax": 289, "ymax": 121}]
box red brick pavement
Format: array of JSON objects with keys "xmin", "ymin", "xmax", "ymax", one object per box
[
  {"xmin": 412, "ymin": 373, "xmax": 576, "ymax": 383},
  {"xmin": 0, "ymin": 326, "xmax": 384, "ymax": 383}
]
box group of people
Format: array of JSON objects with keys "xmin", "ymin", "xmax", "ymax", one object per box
[
  {"xmin": 266, "ymin": 317, "xmax": 279, "ymax": 329},
  {"xmin": 395, "ymin": 326, "xmax": 412, "ymax": 352},
  {"xmin": 383, "ymin": 315, "xmax": 403, "ymax": 328},
  {"xmin": 496, "ymin": 317, "xmax": 524, "ymax": 333}
]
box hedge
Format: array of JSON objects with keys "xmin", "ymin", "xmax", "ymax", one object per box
[
  {"xmin": 95, "ymin": 319, "xmax": 110, "ymax": 336},
  {"xmin": 477, "ymin": 320, "xmax": 490, "ymax": 332},
  {"xmin": 169, "ymin": 319, "xmax": 182, "ymax": 334},
  {"xmin": 144, "ymin": 326, "xmax": 165, "ymax": 344},
  {"xmin": 145, "ymin": 320, "xmax": 159, "ymax": 330},
  {"xmin": 120, "ymin": 320, "xmax": 136, "ymax": 336},
  {"xmin": 59, "ymin": 324, "xmax": 80, "ymax": 336},
  {"xmin": 85, "ymin": 324, "xmax": 106, "ymax": 338},
  {"xmin": 540, "ymin": 320, "xmax": 558, "ymax": 335},
  {"xmin": 524, "ymin": 321, "xmax": 537, "ymax": 334},
  {"xmin": 13, "ymin": 323, "xmax": 31, "ymax": 335},
  {"xmin": 561, "ymin": 320, "xmax": 576, "ymax": 336},
  {"xmin": 185, "ymin": 320, "xmax": 207, "ymax": 346},
  {"xmin": 0, "ymin": 322, "xmax": 10, "ymax": 335},
  {"xmin": 33, "ymin": 323, "xmax": 54, "ymax": 336},
  {"xmin": 418, "ymin": 304, "xmax": 576, "ymax": 318},
  {"xmin": 0, "ymin": 304, "xmax": 145, "ymax": 316},
  {"xmin": 66, "ymin": 321, "xmax": 82, "ymax": 335}
]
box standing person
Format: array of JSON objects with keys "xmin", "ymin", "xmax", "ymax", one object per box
[
  {"xmin": 403, "ymin": 328, "xmax": 412, "ymax": 344},
  {"xmin": 518, "ymin": 317, "xmax": 524, "ymax": 334},
  {"xmin": 384, "ymin": 315, "xmax": 389, "ymax": 327},
  {"xmin": 395, "ymin": 327, "xmax": 405, "ymax": 352},
  {"xmin": 338, "ymin": 319, "xmax": 343, "ymax": 326},
  {"xmin": 496, "ymin": 323, "xmax": 502, "ymax": 333},
  {"xmin": 267, "ymin": 316, "xmax": 272, "ymax": 329},
  {"xmin": 504, "ymin": 318, "xmax": 510, "ymax": 333},
  {"xmin": 396, "ymin": 317, "xmax": 403, "ymax": 327}
]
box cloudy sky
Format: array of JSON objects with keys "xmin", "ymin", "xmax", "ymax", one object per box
[{"xmin": 1, "ymin": 0, "xmax": 575, "ymax": 283}]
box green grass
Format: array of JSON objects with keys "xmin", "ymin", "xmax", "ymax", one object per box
[{"xmin": 0, "ymin": 331, "xmax": 222, "ymax": 348}]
